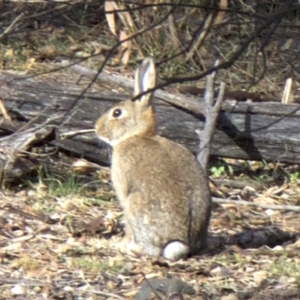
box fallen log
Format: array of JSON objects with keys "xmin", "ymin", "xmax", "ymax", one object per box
[
  {"xmin": 0, "ymin": 72, "xmax": 300, "ymax": 166},
  {"xmin": 0, "ymin": 121, "xmax": 55, "ymax": 187}
]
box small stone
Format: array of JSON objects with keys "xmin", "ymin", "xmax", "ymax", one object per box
[
  {"xmin": 27, "ymin": 189, "xmax": 37, "ymax": 197},
  {"xmin": 11, "ymin": 285, "xmax": 26, "ymax": 295},
  {"xmin": 220, "ymin": 294, "xmax": 239, "ymax": 300},
  {"xmin": 135, "ymin": 278, "xmax": 195, "ymax": 300}
]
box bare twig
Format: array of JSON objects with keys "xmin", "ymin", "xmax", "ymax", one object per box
[
  {"xmin": 59, "ymin": 129, "xmax": 95, "ymax": 139},
  {"xmin": 70, "ymin": 64, "xmax": 206, "ymax": 115},
  {"xmin": 212, "ymin": 178, "xmax": 262, "ymax": 190},
  {"xmin": 157, "ymin": 0, "xmax": 295, "ymax": 88},
  {"xmin": 213, "ymin": 197, "xmax": 300, "ymax": 211},
  {"xmin": 58, "ymin": 4, "xmax": 179, "ymax": 126},
  {"xmin": 87, "ymin": 289, "xmax": 126, "ymax": 300},
  {"xmin": 185, "ymin": 11, "xmax": 216, "ymax": 62},
  {"xmin": 0, "ymin": 13, "xmax": 23, "ymax": 41}
]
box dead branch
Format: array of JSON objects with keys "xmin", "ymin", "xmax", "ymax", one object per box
[
  {"xmin": 2, "ymin": 71, "xmax": 300, "ymax": 165},
  {"xmin": 0, "ymin": 125, "xmax": 54, "ymax": 187},
  {"xmin": 196, "ymin": 61, "xmax": 225, "ymax": 171},
  {"xmin": 212, "ymin": 179, "xmax": 263, "ymax": 190},
  {"xmin": 213, "ymin": 198, "xmax": 300, "ymax": 211}
]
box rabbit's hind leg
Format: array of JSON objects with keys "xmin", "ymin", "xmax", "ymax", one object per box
[
  {"xmin": 115, "ymin": 222, "xmax": 142, "ymax": 255},
  {"xmin": 122, "ymin": 220, "xmax": 162, "ymax": 257}
]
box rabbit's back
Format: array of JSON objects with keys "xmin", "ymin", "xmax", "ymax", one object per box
[{"xmin": 112, "ymin": 135, "xmax": 211, "ymax": 255}]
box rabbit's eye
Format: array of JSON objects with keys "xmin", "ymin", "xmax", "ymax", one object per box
[{"xmin": 112, "ymin": 108, "xmax": 122, "ymax": 118}]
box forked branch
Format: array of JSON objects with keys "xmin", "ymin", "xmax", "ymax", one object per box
[{"xmin": 196, "ymin": 61, "xmax": 225, "ymax": 171}]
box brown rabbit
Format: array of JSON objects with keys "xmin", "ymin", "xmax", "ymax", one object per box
[{"xmin": 95, "ymin": 58, "xmax": 211, "ymax": 261}]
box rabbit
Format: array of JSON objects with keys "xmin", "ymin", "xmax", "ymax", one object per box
[{"xmin": 95, "ymin": 57, "xmax": 211, "ymax": 261}]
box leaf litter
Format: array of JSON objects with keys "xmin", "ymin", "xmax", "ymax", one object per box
[{"xmin": 0, "ymin": 160, "xmax": 299, "ymax": 300}]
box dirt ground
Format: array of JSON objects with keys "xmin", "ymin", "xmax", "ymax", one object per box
[{"xmin": 0, "ymin": 158, "xmax": 300, "ymax": 299}]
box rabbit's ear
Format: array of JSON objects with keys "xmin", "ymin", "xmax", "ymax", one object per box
[{"xmin": 134, "ymin": 57, "xmax": 156, "ymax": 107}]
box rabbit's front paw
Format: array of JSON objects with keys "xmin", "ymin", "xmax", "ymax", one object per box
[{"xmin": 119, "ymin": 237, "xmax": 143, "ymax": 256}]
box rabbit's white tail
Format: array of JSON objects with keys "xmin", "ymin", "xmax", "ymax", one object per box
[{"xmin": 163, "ymin": 241, "xmax": 189, "ymax": 261}]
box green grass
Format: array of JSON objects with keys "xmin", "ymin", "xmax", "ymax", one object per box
[
  {"xmin": 25, "ymin": 167, "xmax": 92, "ymax": 198},
  {"xmin": 44, "ymin": 172, "xmax": 83, "ymax": 198},
  {"xmin": 72, "ymin": 257, "xmax": 124, "ymax": 274},
  {"xmin": 285, "ymin": 171, "xmax": 300, "ymax": 184},
  {"xmin": 268, "ymin": 258, "xmax": 300, "ymax": 280}
]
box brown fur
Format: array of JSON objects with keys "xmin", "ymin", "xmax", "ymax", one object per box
[{"xmin": 95, "ymin": 58, "xmax": 211, "ymax": 260}]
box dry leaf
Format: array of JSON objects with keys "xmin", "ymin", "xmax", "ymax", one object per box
[
  {"xmin": 4, "ymin": 48, "xmax": 14, "ymax": 57},
  {"xmin": 105, "ymin": 0, "xmax": 118, "ymax": 36},
  {"xmin": 112, "ymin": 0, "xmax": 135, "ymax": 29},
  {"xmin": 252, "ymin": 270, "xmax": 268, "ymax": 285},
  {"xmin": 265, "ymin": 209, "xmax": 279, "ymax": 216},
  {"xmin": 215, "ymin": 0, "xmax": 228, "ymax": 25},
  {"xmin": 0, "ymin": 99, "xmax": 12, "ymax": 121},
  {"xmin": 67, "ymin": 35, "xmax": 76, "ymax": 44},
  {"xmin": 220, "ymin": 295, "xmax": 239, "ymax": 300},
  {"xmin": 71, "ymin": 158, "xmax": 101, "ymax": 174},
  {"xmin": 11, "ymin": 285, "xmax": 26, "ymax": 295},
  {"xmin": 26, "ymin": 268, "xmax": 44, "ymax": 278},
  {"xmin": 119, "ymin": 30, "xmax": 132, "ymax": 66}
]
